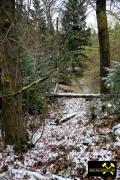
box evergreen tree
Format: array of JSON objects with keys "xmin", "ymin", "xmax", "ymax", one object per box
[
  {"xmin": 61, "ymin": 0, "xmax": 90, "ymax": 72},
  {"xmin": 20, "ymin": 0, "xmax": 49, "ymax": 114}
]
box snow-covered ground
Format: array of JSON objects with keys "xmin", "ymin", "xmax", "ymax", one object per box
[{"xmin": 0, "ymin": 98, "xmax": 120, "ymax": 179}]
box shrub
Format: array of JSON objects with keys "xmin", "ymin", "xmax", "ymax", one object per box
[{"xmin": 104, "ymin": 62, "xmax": 120, "ymax": 117}]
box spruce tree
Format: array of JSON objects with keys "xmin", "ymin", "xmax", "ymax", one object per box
[{"xmin": 62, "ymin": 0, "xmax": 90, "ymax": 72}]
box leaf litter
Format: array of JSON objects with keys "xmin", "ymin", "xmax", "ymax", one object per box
[{"xmin": 0, "ymin": 98, "xmax": 120, "ymax": 179}]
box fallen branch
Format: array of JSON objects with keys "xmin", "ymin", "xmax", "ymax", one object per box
[
  {"xmin": 34, "ymin": 122, "xmax": 45, "ymax": 145},
  {"xmin": 60, "ymin": 113, "xmax": 76, "ymax": 123},
  {"xmin": 0, "ymin": 75, "xmax": 50, "ymax": 99},
  {"xmin": 54, "ymin": 81, "xmax": 59, "ymax": 93},
  {"xmin": 51, "ymin": 174, "xmax": 71, "ymax": 180},
  {"xmin": 12, "ymin": 169, "xmax": 71, "ymax": 180},
  {"xmin": 12, "ymin": 169, "xmax": 47, "ymax": 180}
]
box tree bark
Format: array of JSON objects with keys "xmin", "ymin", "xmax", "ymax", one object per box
[
  {"xmin": 0, "ymin": 0, "xmax": 28, "ymax": 150},
  {"xmin": 96, "ymin": 0, "xmax": 110, "ymax": 94}
]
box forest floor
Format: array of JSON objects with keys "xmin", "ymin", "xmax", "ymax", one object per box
[{"xmin": 0, "ymin": 81, "xmax": 120, "ymax": 180}]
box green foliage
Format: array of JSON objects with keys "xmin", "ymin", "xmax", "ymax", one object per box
[
  {"xmin": 104, "ymin": 62, "xmax": 120, "ymax": 117},
  {"xmin": 20, "ymin": 50, "xmax": 35, "ymax": 84},
  {"xmin": 61, "ymin": 0, "xmax": 90, "ymax": 73},
  {"xmin": 19, "ymin": 6, "xmax": 51, "ymax": 114},
  {"xmin": 110, "ymin": 131, "xmax": 117, "ymax": 142},
  {"xmin": 20, "ymin": 48, "xmax": 47, "ymax": 114},
  {"xmin": 109, "ymin": 22, "xmax": 120, "ymax": 62},
  {"xmin": 62, "ymin": 0, "xmax": 87, "ymax": 34},
  {"xmin": 18, "ymin": 0, "xmax": 92, "ymax": 114},
  {"xmin": 81, "ymin": 33, "xmax": 100, "ymax": 93}
]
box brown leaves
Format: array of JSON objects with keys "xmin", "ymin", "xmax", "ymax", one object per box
[
  {"xmin": 0, "ymin": 165, "xmax": 8, "ymax": 173},
  {"xmin": 114, "ymin": 149, "xmax": 120, "ymax": 160},
  {"xmin": 52, "ymin": 156, "xmax": 69, "ymax": 174},
  {"xmin": 34, "ymin": 160, "xmax": 44, "ymax": 168}
]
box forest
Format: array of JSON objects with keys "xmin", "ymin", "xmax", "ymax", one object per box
[{"xmin": 0, "ymin": 0, "xmax": 120, "ymax": 179}]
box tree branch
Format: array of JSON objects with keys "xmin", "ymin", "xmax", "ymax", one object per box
[
  {"xmin": 107, "ymin": 10, "xmax": 120, "ymax": 21},
  {"xmin": 1, "ymin": 75, "xmax": 50, "ymax": 99}
]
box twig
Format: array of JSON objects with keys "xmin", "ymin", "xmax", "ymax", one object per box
[
  {"xmin": 1, "ymin": 24, "xmax": 12, "ymax": 43},
  {"xmin": 86, "ymin": 0, "xmax": 96, "ymax": 11},
  {"xmin": 107, "ymin": 10, "xmax": 120, "ymax": 21},
  {"xmin": 34, "ymin": 121, "xmax": 45, "ymax": 145}
]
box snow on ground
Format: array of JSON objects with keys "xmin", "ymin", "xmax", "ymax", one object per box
[{"xmin": 0, "ymin": 98, "xmax": 120, "ymax": 179}]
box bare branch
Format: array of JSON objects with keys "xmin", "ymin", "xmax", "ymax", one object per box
[
  {"xmin": 107, "ymin": 10, "xmax": 120, "ymax": 21},
  {"xmin": 0, "ymin": 74, "xmax": 51, "ymax": 99},
  {"xmin": 86, "ymin": 0, "xmax": 96, "ymax": 11}
]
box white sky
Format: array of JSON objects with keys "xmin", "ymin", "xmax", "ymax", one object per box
[
  {"xmin": 86, "ymin": 3, "xmax": 120, "ymax": 32},
  {"xmin": 86, "ymin": 9, "xmax": 97, "ymax": 31},
  {"xmin": 24, "ymin": 0, "xmax": 118, "ymax": 32}
]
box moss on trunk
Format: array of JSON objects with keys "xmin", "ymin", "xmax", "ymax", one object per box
[
  {"xmin": 96, "ymin": 0, "xmax": 110, "ymax": 94},
  {"xmin": 0, "ymin": 0, "xmax": 28, "ymax": 151}
]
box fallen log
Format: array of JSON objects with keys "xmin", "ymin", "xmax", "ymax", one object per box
[
  {"xmin": 48, "ymin": 93, "xmax": 103, "ymax": 98},
  {"xmin": 11, "ymin": 169, "xmax": 71, "ymax": 180}
]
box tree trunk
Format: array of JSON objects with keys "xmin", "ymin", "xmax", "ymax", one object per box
[
  {"xmin": 0, "ymin": 0, "xmax": 28, "ymax": 150},
  {"xmin": 96, "ymin": 0, "xmax": 110, "ymax": 94}
]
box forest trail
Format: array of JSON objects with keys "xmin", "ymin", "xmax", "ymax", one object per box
[
  {"xmin": 58, "ymin": 77, "xmax": 91, "ymax": 94},
  {"xmin": 1, "ymin": 94, "xmax": 120, "ymax": 179}
]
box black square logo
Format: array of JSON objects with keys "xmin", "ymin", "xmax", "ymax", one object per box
[{"xmin": 88, "ymin": 161, "xmax": 116, "ymax": 179}]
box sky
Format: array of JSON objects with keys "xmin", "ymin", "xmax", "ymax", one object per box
[
  {"xmin": 86, "ymin": 9, "xmax": 97, "ymax": 31},
  {"xmin": 24, "ymin": 0, "xmax": 118, "ymax": 32},
  {"xmin": 86, "ymin": 3, "xmax": 120, "ymax": 31}
]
